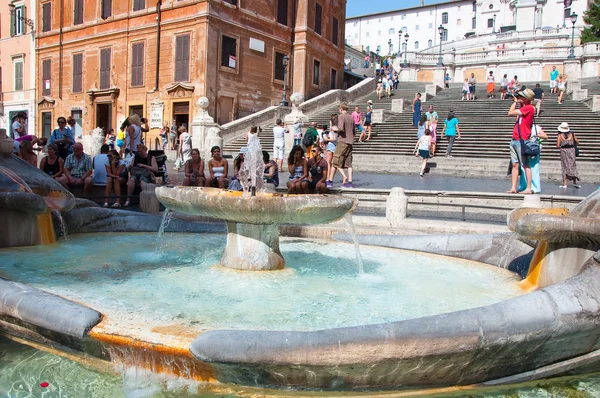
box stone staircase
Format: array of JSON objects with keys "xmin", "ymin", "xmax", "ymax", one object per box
[{"xmin": 223, "ymin": 81, "xmax": 600, "ymax": 182}]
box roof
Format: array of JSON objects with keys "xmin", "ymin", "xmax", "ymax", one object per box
[{"xmin": 346, "ymin": 0, "xmax": 468, "ymax": 21}]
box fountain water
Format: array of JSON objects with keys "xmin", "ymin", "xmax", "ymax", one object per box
[{"xmin": 237, "ymin": 132, "xmax": 264, "ymax": 197}]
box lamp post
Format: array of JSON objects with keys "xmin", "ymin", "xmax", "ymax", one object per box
[
  {"xmin": 8, "ymin": 3, "xmax": 35, "ymax": 33},
  {"xmin": 280, "ymin": 55, "xmax": 289, "ymax": 106},
  {"xmin": 493, "ymin": 14, "xmax": 496, "ymax": 33},
  {"xmin": 437, "ymin": 25, "xmax": 444, "ymax": 67},
  {"xmin": 388, "ymin": 38, "xmax": 392, "ymax": 55},
  {"xmin": 376, "ymin": 45, "xmax": 381, "ymax": 74},
  {"xmin": 568, "ymin": 12, "xmax": 578, "ymax": 59},
  {"xmin": 398, "ymin": 31, "xmax": 402, "ymax": 57},
  {"xmin": 403, "ymin": 32, "xmax": 409, "ymax": 67}
]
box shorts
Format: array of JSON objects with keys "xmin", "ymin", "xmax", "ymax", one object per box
[
  {"xmin": 364, "ymin": 120, "xmax": 371, "ymax": 126},
  {"xmin": 355, "ymin": 124, "xmax": 364, "ymax": 133},
  {"xmin": 327, "ymin": 142, "xmax": 337, "ymax": 152},
  {"xmin": 469, "ymin": 85, "xmax": 475, "ymax": 93},
  {"xmin": 500, "ymin": 86, "xmax": 507, "ymax": 93},
  {"xmin": 308, "ymin": 179, "xmax": 321, "ymax": 192},
  {"xmin": 133, "ymin": 174, "xmax": 152, "ymax": 185},
  {"xmin": 332, "ymin": 141, "xmax": 353, "ymax": 169},
  {"xmin": 419, "ymin": 149, "xmax": 429, "ymax": 159},
  {"xmin": 116, "ymin": 139, "xmax": 124, "ymax": 148},
  {"xmin": 462, "ymin": 89, "xmax": 469, "ymax": 95},
  {"xmin": 273, "ymin": 144, "xmax": 285, "ymax": 159},
  {"xmin": 510, "ymin": 140, "xmax": 529, "ymax": 167},
  {"xmin": 558, "ymin": 85, "xmax": 566, "ymax": 92},
  {"xmin": 550, "ymin": 80, "xmax": 557, "ymax": 89}
]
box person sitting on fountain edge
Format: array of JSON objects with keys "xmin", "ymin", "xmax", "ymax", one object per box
[
  {"xmin": 307, "ymin": 146, "xmax": 328, "ymax": 194},
  {"xmin": 263, "ymin": 150, "xmax": 279, "ymax": 192},
  {"xmin": 207, "ymin": 145, "xmax": 229, "ymax": 189},
  {"xmin": 56, "ymin": 142, "xmax": 93, "ymax": 195},
  {"xmin": 124, "ymin": 144, "xmax": 158, "ymax": 207}
]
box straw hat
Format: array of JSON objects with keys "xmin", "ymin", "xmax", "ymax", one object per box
[
  {"xmin": 557, "ymin": 122, "xmax": 570, "ymax": 133},
  {"xmin": 516, "ymin": 88, "xmax": 535, "ymax": 101},
  {"xmin": 367, "ymin": 100, "xmax": 373, "ymax": 104}
]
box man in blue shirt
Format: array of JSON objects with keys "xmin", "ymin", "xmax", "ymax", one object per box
[{"xmin": 549, "ymin": 66, "xmax": 559, "ymax": 95}]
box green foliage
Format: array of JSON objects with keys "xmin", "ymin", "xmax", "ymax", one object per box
[{"xmin": 581, "ymin": 0, "xmax": 600, "ymax": 44}]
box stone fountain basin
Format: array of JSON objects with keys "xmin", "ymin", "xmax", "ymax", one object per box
[{"xmin": 155, "ymin": 186, "xmax": 356, "ymax": 225}]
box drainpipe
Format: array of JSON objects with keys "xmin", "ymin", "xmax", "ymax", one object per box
[
  {"xmin": 155, "ymin": 0, "xmax": 162, "ymax": 92},
  {"xmin": 59, "ymin": 0, "xmax": 63, "ymax": 99}
]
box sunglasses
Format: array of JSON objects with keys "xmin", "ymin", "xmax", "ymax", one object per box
[
  {"xmin": 58, "ymin": 121, "xmax": 66, "ymax": 124},
  {"xmin": 311, "ymin": 150, "xmax": 317, "ymax": 153}
]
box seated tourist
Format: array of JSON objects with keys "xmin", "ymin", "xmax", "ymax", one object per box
[
  {"xmin": 124, "ymin": 144, "xmax": 158, "ymax": 207},
  {"xmin": 17, "ymin": 141, "xmax": 37, "ymax": 167},
  {"xmin": 56, "ymin": 143, "xmax": 93, "ymax": 195},
  {"xmin": 228, "ymin": 148, "xmax": 246, "ymax": 191},
  {"xmin": 307, "ymin": 145, "xmax": 328, "ymax": 194},
  {"xmin": 92, "ymin": 144, "xmax": 110, "ymax": 186},
  {"xmin": 104, "ymin": 150, "xmax": 128, "ymax": 208},
  {"xmin": 206, "ymin": 146, "xmax": 229, "ymax": 188},
  {"xmin": 183, "ymin": 148, "xmax": 206, "ymax": 187},
  {"xmin": 263, "ymin": 151, "xmax": 279, "ymax": 192},
  {"xmin": 287, "ymin": 145, "xmax": 308, "ymax": 194},
  {"xmin": 39, "ymin": 144, "xmax": 65, "ymax": 179}
]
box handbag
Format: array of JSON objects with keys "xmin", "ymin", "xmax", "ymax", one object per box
[
  {"xmin": 131, "ymin": 166, "xmax": 153, "ymax": 180},
  {"xmin": 575, "ymin": 144, "xmax": 580, "ymax": 157},
  {"xmin": 174, "ymin": 156, "xmax": 184, "ymax": 170},
  {"xmin": 517, "ymin": 116, "xmax": 540, "ymax": 157}
]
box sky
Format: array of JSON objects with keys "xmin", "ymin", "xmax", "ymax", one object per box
[{"xmin": 346, "ymin": 0, "xmax": 437, "ymax": 18}]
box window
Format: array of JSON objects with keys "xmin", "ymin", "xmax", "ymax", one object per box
[
  {"xmin": 441, "ymin": 28, "xmax": 448, "ymax": 41},
  {"xmin": 42, "ymin": 59, "xmax": 51, "ymax": 96},
  {"xmin": 472, "ymin": 17, "xmax": 476, "ymax": 29},
  {"xmin": 100, "ymin": 48, "xmax": 111, "ymax": 89},
  {"xmin": 14, "ymin": 61, "xmax": 23, "ymax": 91},
  {"xmin": 414, "ymin": 41, "xmax": 419, "ymax": 50},
  {"xmin": 472, "ymin": 1, "xmax": 477, "ymax": 12},
  {"xmin": 389, "ymin": 28, "xmax": 395, "ymax": 35},
  {"xmin": 133, "ymin": 0, "xmax": 145, "ymax": 11},
  {"xmin": 42, "ymin": 2, "xmax": 51, "ymax": 32},
  {"xmin": 415, "ymin": 25, "xmax": 419, "ymax": 31},
  {"xmin": 74, "ymin": 0, "xmax": 83, "ymax": 25},
  {"xmin": 277, "ymin": 0, "xmax": 288, "ymax": 25},
  {"xmin": 274, "ymin": 52, "xmax": 286, "ymax": 81},
  {"xmin": 313, "ymin": 60, "xmax": 320, "ymax": 85},
  {"xmin": 175, "ymin": 35, "xmax": 190, "ymax": 80},
  {"xmin": 353, "ymin": 21, "xmax": 357, "ymax": 27},
  {"xmin": 442, "ymin": 12, "xmax": 448, "ymax": 24},
  {"xmin": 429, "ymin": 22, "xmax": 433, "ymax": 28},
  {"xmin": 564, "ymin": 7, "xmax": 571, "ymax": 19},
  {"xmin": 72, "ymin": 53, "xmax": 83, "ymax": 93},
  {"xmin": 131, "ymin": 43, "xmax": 144, "ymax": 86},
  {"xmin": 332, "ymin": 17, "xmax": 339, "ymax": 46},
  {"xmin": 457, "ymin": 19, "xmax": 461, "ymax": 25},
  {"xmin": 10, "ymin": 5, "xmax": 25, "ymax": 36},
  {"xmin": 428, "ymin": 39, "xmax": 432, "ymax": 47},
  {"xmin": 224, "ymin": 0, "xmax": 238, "ymax": 5},
  {"xmin": 487, "ymin": 18, "xmax": 494, "ymax": 28},
  {"xmin": 378, "ymin": 30, "xmax": 381, "ymax": 36},
  {"xmin": 314, "ymin": 3, "xmax": 322, "ymax": 35},
  {"xmin": 366, "ymin": 32, "xmax": 369, "ymax": 37},
  {"xmin": 220, "ymin": 35, "xmax": 237, "ymax": 70},
  {"xmin": 401, "ymin": 14, "xmax": 406, "ymax": 20},
  {"xmin": 330, "ymin": 69, "xmax": 337, "ymax": 90},
  {"xmin": 101, "ymin": 0, "xmax": 112, "ymax": 19}
]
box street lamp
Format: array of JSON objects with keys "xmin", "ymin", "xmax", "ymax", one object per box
[
  {"xmin": 398, "ymin": 31, "xmax": 402, "ymax": 57},
  {"xmin": 403, "ymin": 32, "xmax": 409, "ymax": 67},
  {"xmin": 8, "ymin": 3, "xmax": 35, "ymax": 33},
  {"xmin": 493, "ymin": 14, "xmax": 496, "ymax": 33},
  {"xmin": 437, "ymin": 25, "xmax": 444, "ymax": 67},
  {"xmin": 568, "ymin": 12, "xmax": 578, "ymax": 59},
  {"xmin": 388, "ymin": 39, "xmax": 392, "ymax": 55},
  {"xmin": 280, "ymin": 55, "xmax": 290, "ymax": 106},
  {"xmin": 376, "ymin": 45, "xmax": 381, "ymax": 74}
]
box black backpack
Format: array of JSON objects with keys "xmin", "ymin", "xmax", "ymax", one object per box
[{"xmin": 302, "ymin": 131, "xmax": 315, "ymax": 147}]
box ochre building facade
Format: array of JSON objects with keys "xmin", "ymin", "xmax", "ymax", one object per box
[{"xmin": 36, "ymin": 0, "xmax": 346, "ymax": 143}]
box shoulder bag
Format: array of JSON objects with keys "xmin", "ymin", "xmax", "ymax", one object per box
[{"xmin": 517, "ymin": 115, "xmax": 540, "ymax": 157}]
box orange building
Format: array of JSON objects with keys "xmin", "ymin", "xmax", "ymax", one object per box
[{"xmin": 35, "ymin": 0, "xmax": 346, "ymax": 144}]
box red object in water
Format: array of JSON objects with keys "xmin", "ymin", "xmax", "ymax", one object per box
[{"xmin": 40, "ymin": 382, "xmax": 49, "ymax": 388}]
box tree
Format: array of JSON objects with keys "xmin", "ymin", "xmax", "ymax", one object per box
[{"xmin": 580, "ymin": 0, "xmax": 600, "ymax": 44}]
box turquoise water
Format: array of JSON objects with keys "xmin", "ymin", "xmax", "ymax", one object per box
[
  {"xmin": 0, "ymin": 233, "xmax": 522, "ymax": 333},
  {"xmin": 1, "ymin": 335, "xmax": 600, "ymax": 397}
]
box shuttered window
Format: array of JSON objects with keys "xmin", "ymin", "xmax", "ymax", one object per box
[
  {"xmin": 277, "ymin": 0, "xmax": 288, "ymax": 25},
  {"xmin": 100, "ymin": 48, "xmax": 111, "ymax": 89},
  {"xmin": 102, "ymin": 0, "xmax": 112, "ymax": 19},
  {"xmin": 175, "ymin": 35, "xmax": 190, "ymax": 82},
  {"xmin": 131, "ymin": 43, "xmax": 144, "ymax": 87},
  {"xmin": 332, "ymin": 17, "xmax": 339, "ymax": 46},
  {"xmin": 133, "ymin": 0, "xmax": 145, "ymax": 11},
  {"xmin": 315, "ymin": 3, "xmax": 322, "ymax": 35},
  {"xmin": 11, "ymin": 6, "xmax": 26, "ymax": 36},
  {"xmin": 42, "ymin": 3, "xmax": 51, "ymax": 32},
  {"xmin": 72, "ymin": 53, "xmax": 83, "ymax": 93},
  {"xmin": 274, "ymin": 52, "xmax": 286, "ymax": 81},
  {"xmin": 42, "ymin": 60, "xmax": 51, "ymax": 96},
  {"xmin": 74, "ymin": 0, "xmax": 83, "ymax": 25},
  {"xmin": 221, "ymin": 35, "xmax": 237, "ymax": 69},
  {"xmin": 313, "ymin": 60, "xmax": 320, "ymax": 85},
  {"xmin": 14, "ymin": 62, "xmax": 23, "ymax": 91}
]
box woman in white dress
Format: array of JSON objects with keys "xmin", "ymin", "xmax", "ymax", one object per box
[{"xmin": 177, "ymin": 126, "xmax": 192, "ymax": 163}]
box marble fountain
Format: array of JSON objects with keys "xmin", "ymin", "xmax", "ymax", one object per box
[{"xmin": 1, "ymin": 128, "xmax": 600, "ymax": 394}]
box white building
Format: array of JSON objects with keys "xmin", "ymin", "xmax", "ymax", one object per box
[{"xmin": 346, "ymin": 0, "xmax": 588, "ymax": 56}]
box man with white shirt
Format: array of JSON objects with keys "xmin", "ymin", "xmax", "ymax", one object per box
[
  {"xmin": 272, "ymin": 119, "xmax": 288, "ymax": 170},
  {"xmin": 92, "ymin": 145, "xmax": 110, "ymax": 186}
]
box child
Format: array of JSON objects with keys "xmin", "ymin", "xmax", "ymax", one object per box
[
  {"xmin": 461, "ymin": 79, "xmax": 469, "ymax": 101},
  {"xmin": 105, "ymin": 128, "xmax": 116, "ymax": 150},
  {"xmin": 414, "ymin": 129, "xmax": 432, "ymax": 177}
]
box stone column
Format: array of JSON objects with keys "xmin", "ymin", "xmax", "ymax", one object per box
[
  {"xmin": 204, "ymin": 127, "xmax": 224, "ymax": 162},
  {"xmin": 564, "ymin": 60, "xmax": 581, "ymax": 83},
  {"xmin": 140, "ymin": 183, "xmax": 160, "ymax": 214},
  {"xmin": 190, "ymin": 97, "xmax": 219, "ymax": 153},
  {"xmin": 386, "ymin": 187, "xmax": 408, "ymax": 227},
  {"xmin": 432, "ymin": 67, "xmax": 445, "ymax": 89}
]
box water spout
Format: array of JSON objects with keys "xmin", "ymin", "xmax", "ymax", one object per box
[
  {"xmin": 238, "ymin": 134, "xmax": 265, "ymax": 197},
  {"xmin": 344, "ymin": 213, "xmax": 364, "ymax": 275},
  {"xmin": 156, "ymin": 209, "xmax": 174, "ymax": 252}
]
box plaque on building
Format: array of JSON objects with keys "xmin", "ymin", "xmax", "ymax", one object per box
[
  {"xmin": 249, "ymin": 38, "xmax": 265, "ymax": 53},
  {"xmin": 150, "ymin": 99, "xmax": 164, "ymax": 129}
]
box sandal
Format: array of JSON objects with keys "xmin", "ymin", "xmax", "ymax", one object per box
[
  {"xmin": 506, "ymin": 189, "xmax": 518, "ymax": 194},
  {"xmin": 123, "ymin": 200, "xmax": 130, "ymax": 207},
  {"xmin": 103, "ymin": 202, "xmax": 109, "ymax": 208},
  {"xmin": 111, "ymin": 203, "xmax": 121, "ymax": 208}
]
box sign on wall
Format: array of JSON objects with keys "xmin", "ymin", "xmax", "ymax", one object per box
[{"xmin": 150, "ymin": 99, "xmax": 164, "ymax": 129}]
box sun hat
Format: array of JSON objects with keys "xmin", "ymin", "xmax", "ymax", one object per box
[
  {"xmin": 557, "ymin": 122, "xmax": 570, "ymax": 133},
  {"xmin": 367, "ymin": 100, "xmax": 373, "ymax": 104},
  {"xmin": 515, "ymin": 88, "xmax": 535, "ymax": 101}
]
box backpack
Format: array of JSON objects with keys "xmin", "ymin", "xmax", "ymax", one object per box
[{"xmin": 302, "ymin": 131, "xmax": 315, "ymax": 147}]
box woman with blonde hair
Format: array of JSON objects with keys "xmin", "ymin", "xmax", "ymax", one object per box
[
  {"xmin": 126, "ymin": 114, "xmax": 143, "ymax": 153},
  {"xmin": 557, "ymin": 74, "xmax": 568, "ymax": 104},
  {"xmin": 177, "ymin": 125, "xmax": 192, "ymax": 164}
]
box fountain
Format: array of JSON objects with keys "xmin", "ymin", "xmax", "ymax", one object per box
[{"xmin": 1, "ymin": 122, "xmax": 600, "ymax": 392}]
